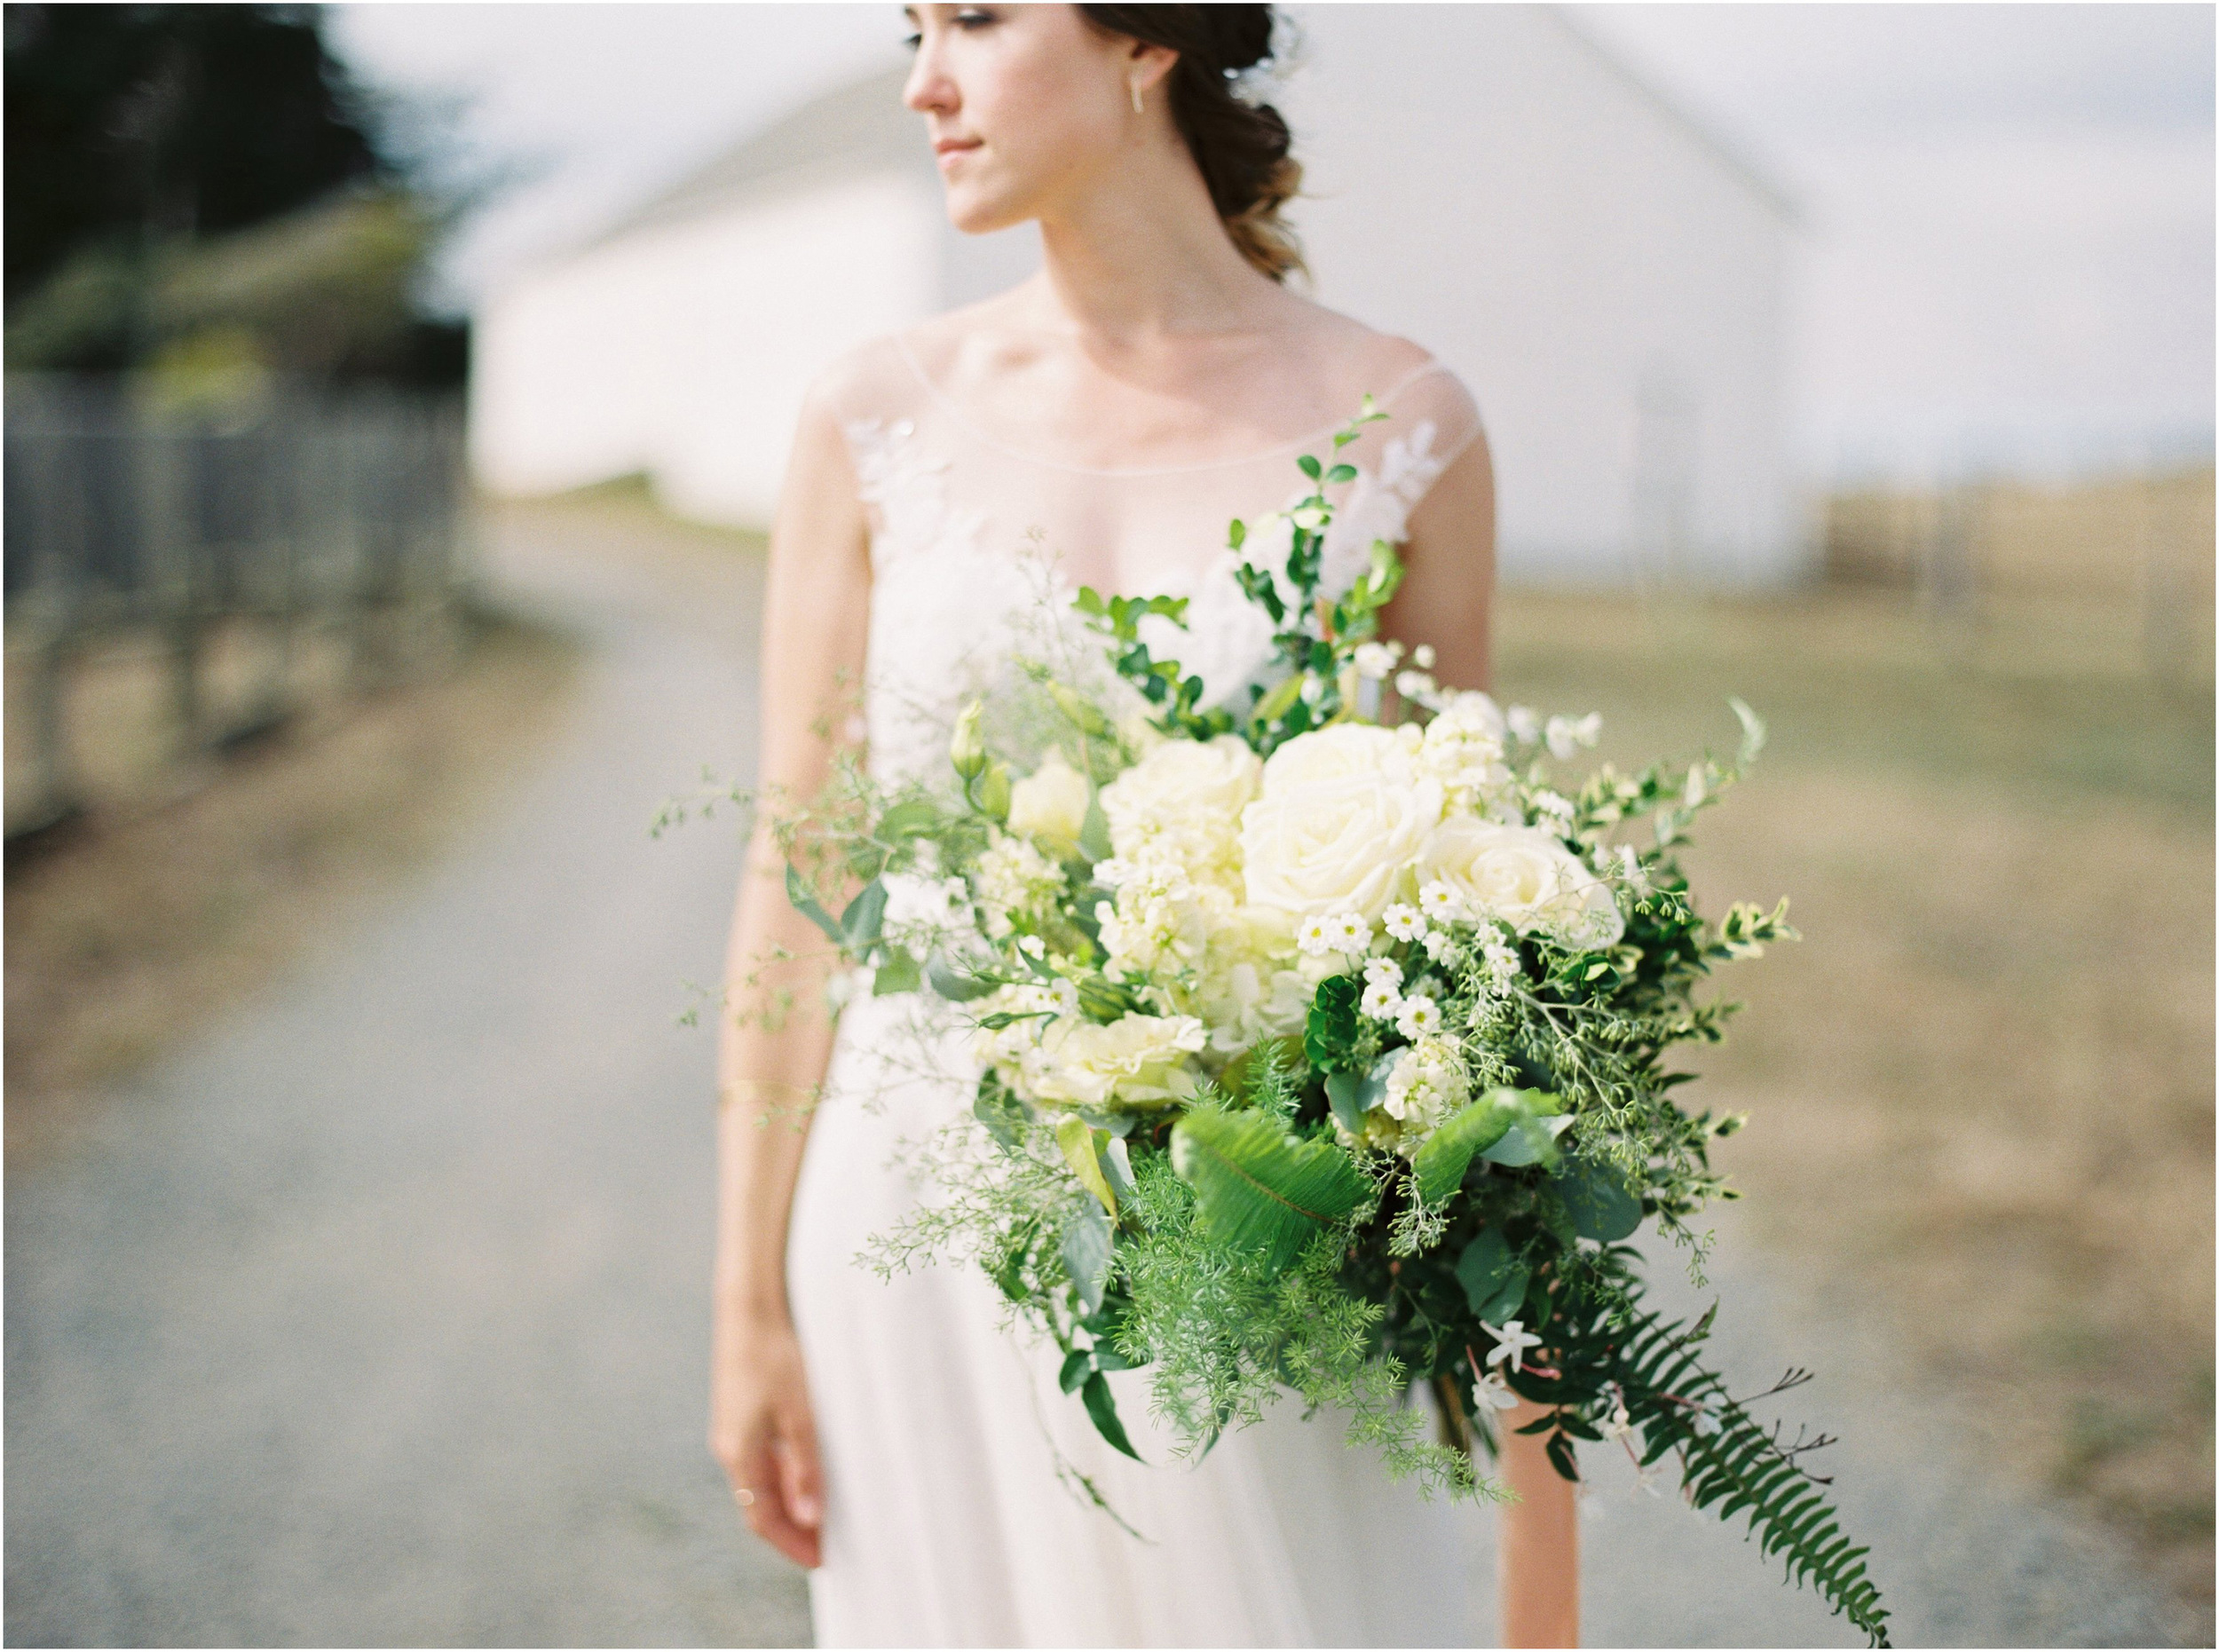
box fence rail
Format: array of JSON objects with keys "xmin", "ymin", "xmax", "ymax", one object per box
[{"xmin": 4, "ymin": 375, "xmax": 470, "ymax": 842}]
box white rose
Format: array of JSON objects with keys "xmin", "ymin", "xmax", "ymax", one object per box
[
  {"xmin": 1100, "ymin": 735, "xmax": 1260, "ymax": 879},
  {"xmin": 1031, "ymin": 1012, "xmax": 1207, "ymax": 1111},
  {"xmin": 1239, "ymin": 724, "xmax": 1443, "ymax": 922},
  {"xmin": 1007, "ymin": 754, "xmax": 1091, "ymax": 853},
  {"xmin": 1415, "ymin": 816, "xmax": 1625, "ymax": 949}
]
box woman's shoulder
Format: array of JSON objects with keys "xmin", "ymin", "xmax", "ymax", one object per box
[{"xmin": 1284, "ymin": 302, "xmax": 1486, "ymax": 463}]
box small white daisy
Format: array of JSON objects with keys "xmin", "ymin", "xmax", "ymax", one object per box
[
  {"xmin": 1395, "ymin": 994, "xmax": 1442, "ymax": 1039},
  {"xmin": 1381, "ymin": 903, "xmax": 1425, "ymax": 942},
  {"xmin": 1296, "ymin": 914, "xmax": 1336, "ymax": 957},
  {"xmin": 1420, "ymin": 929, "xmax": 1459, "ymax": 965},
  {"xmin": 1359, "ymin": 981, "xmax": 1403, "ymax": 1021},
  {"xmin": 1326, "ymin": 910, "xmax": 1370, "ymax": 952},
  {"xmin": 1362, "ymin": 957, "xmax": 1403, "ymax": 990},
  {"xmin": 1016, "ymin": 934, "xmax": 1046, "ymax": 959},
  {"xmin": 1417, "ymin": 879, "xmax": 1466, "ymax": 921}
]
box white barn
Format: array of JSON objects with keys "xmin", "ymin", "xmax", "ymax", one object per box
[{"xmin": 470, "ymin": 4, "xmax": 1802, "ymax": 585}]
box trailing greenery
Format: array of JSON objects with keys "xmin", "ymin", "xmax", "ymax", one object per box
[{"xmin": 696, "ymin": 401, "xmax": 1890, "ymax": 1643}]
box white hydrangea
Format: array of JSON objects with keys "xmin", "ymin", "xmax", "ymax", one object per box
[
  {"xmin": 1098, "ymin": 734, "xmax": 1260, "ymax": 889},
  {"xmin": 1094, "ymin": 857, "xmax": 1225, "ymax": 979},
  {"xmin": 971, "ymin": 830, "xmax": 1067, "ymax": 940},
  {"xmin": 1331, "ymin": 1035, "xmax": 1473, "ymax": 1158}
]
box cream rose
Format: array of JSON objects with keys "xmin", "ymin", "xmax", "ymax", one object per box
[
  {"xmin": 1007, "ymin": 754, "xmax": 1091, "ymax": 853},
  {"xmin": 1031, "ymin": 1012, "xmax": 1207, "ymax": 1111},
  {"xmin": 1415, "ymin": 816, "xmax": 1626, "ymax": 949},
  {"xmin": 1239, "ymin": 724, "xmax": 1443, "ymax": 922},
  {"xmin": 1100, "ymin": 735, "xmax": 1261, "ymax": 874}
]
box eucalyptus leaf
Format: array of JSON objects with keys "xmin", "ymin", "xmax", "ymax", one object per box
[
  {"xmin": 877, "ymin": 798, "xmax": 941, "ymax": 839},
  {"xmin": 1552, "ymin": 1157, "xmax": 1644, "ymax": 1241},
  {"xmin": 1481, "ymin": 1110, "xmax": 1575, "ymax": 1170},
  {"xmin": 785, "ymin": 865, "xmax": 844, "ymax": 946},
  {"xmin": 872, "ymin": 948, "xmax": 921, "ymax": 996},
  {"xmin": 1456, "ymin": 1229, "xmax": 1532, "ymax": 1323},
  {"xmin": 927, "ymin": 954, "xmax": 996, "ymax": 1001},
  {"xmin": 1061, "ymin": 1197, "xmax": 1114, "ymax": 1316},
  {"xmin": 839, "ymin": 879, "xmax": 888, "ymax": 951}
]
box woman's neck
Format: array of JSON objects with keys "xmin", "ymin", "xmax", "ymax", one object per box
[{"xmin": 1023, "ymin": 134, "xmax": 1290, "ymax": 349}]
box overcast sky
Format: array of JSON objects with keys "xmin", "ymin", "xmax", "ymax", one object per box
[{"xmin": 329, "ymin": 3, "xmax": 2215, "ymax": 479}]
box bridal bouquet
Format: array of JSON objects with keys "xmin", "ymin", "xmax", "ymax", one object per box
[{"xmin": 762, "ymin": 403, "xmax": 1888, "ymax": 1645}]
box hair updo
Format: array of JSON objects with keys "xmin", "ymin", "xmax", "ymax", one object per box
[{"xmin": 1077, "ymin": 4, "xmax": 1306, "ymax": 284}]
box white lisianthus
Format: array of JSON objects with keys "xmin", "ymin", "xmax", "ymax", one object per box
[
  {"xmin": 1007, "ymin": 754, "xmax": 1093, "ymax": 854},
  {"xmin": 1240, "ymin": 724, "xmax": 1443, "ymax": 922},
  {"xmin": 1029, "ymin": 1011, "xmax": 1208, "ymax": 1112},
  {"xmin": 1381, "ymin": 1034, "xmax": 1470, "ymax": 1136},
  {"xmin": 1099, "ymin": 735, "xmax": 1260, "ymax": 884},
  {"xmin": 1416, "ymin": 816, "xmax": 1626, "ymax": 951}
]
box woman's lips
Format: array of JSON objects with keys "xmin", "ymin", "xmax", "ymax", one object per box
[{"xmin": 934, "ymin": 138, "xmax": 982, "ymax": 168}]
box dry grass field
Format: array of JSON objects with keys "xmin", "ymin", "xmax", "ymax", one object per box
[
  {"xmin": 4, "ymin": 604, "xmax": 585, "ymax": 1160},
  {"xmin": 1494, "ymin": 585, "xmax": 2215, "ymax": 1618}
]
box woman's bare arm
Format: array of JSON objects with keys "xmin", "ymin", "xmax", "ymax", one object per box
[
  {"xmin": 1386, "ymin": 426, "xmax": 1582, "ymax": 1648},
  {"xmin": 708, "ymin": 383, "xmax": 872, "ymax": 1569}
]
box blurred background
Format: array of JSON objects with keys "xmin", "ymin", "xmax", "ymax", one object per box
[{"xmin": 5, "ymin": 4, "xmax": 2211, "ymax": 1646}]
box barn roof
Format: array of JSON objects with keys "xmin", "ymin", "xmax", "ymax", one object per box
[
  {"xmin": 596, "ymin": 63, "xmax": 919, "ymax": 243},
  {"xmin": 598, "ymin": 10, "xmax": 1794, "ymax": 245}
]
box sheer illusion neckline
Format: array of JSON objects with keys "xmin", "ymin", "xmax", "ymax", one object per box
[{"xmin": 891, "ymin": 330, "xmax": 1452, "ymax": 479}]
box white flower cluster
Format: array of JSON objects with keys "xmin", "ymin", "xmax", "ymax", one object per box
[
  {"xmin": 972, "ymin": 830, "xmax": 1066, "ymax": 940},
  {"xmin": 950, "ymin": 686, "xmax": 1640, "ymax": 1147}
]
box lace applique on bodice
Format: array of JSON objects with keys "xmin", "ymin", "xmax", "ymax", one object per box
[{"xmin": 832, "ymin": 342, "xmax": 1483, "ymax": 789}]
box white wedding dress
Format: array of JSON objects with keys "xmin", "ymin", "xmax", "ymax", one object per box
[{"xmin": 785, "ymin": 330, "xmax": 1491, "ymax": 1647}]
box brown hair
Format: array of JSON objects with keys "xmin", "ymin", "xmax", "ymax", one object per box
[{"xmin": 1077, "ymin": 4, "xmax": 1305, "ymax": 283}]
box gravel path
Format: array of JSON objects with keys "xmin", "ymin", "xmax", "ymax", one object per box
[{"xmin": 5, "ymin": 506, "xmax": 2190, "ymax": 1648}]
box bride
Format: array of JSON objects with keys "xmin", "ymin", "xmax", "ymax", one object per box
[{"xmin": 710, "ymin": 4, "xmax": 1579, "ymax": 1644}]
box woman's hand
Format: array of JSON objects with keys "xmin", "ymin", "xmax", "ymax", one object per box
[{"xmin": 711, "ymin": 1307, "xmax": 824, "ymax": 1569}]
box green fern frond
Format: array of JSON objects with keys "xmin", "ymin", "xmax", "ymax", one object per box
[{"xmin": 1169, "ymin": 1106, "xmax": 1370, "ymax": 1273}]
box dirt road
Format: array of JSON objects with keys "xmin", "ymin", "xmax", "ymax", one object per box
[{"xmin": 4, "ymin": 502, "xmax": 2187, "ymax": 1646}]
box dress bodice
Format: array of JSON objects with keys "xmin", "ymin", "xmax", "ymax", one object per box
[{"xmin": 824, "ymin": 332, "xmax": 1486, "ymax": 787}]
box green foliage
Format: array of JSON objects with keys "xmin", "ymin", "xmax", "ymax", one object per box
[{"xmin": 1168, "ymin": 1104, "xmax": 1371, "ymax": 1274}]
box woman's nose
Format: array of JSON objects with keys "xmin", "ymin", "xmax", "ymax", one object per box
[{"xmin": 903, "ymin": 45, "xmax": 955, "ymax": 115}]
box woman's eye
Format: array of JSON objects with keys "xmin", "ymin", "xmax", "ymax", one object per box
[
  {"xmin": 953, "ymin": 8, "xmax": 997, "ymax": 28},
  {"xmin": 901, "ymin": 31, "xmax": 920, "ymax": 50}
]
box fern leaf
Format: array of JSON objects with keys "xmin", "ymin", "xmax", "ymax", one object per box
[{"xmin": 1169, "ymin": 1106, "xmax": 1369, "ymax": 1273}]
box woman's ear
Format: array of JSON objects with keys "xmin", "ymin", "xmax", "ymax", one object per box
[{"xmin": 1125, "ymin": 39, "xmax": 1177, "ymax": 100}]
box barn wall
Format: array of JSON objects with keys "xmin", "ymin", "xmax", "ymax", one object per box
[
  {"xmin": 469, "ymin": 172, "xmax": 940, "ymax": 525},
  {"xmin": 1283, "ymin": 4, "xmax": 1804, "ymax": 586}
]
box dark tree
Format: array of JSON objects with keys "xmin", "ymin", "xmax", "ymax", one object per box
[{"xmin": 5, "ymin": 4, "xmax": 393, "ymax": 309}]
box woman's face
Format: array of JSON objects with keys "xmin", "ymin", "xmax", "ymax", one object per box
[{"xmin": 901, "ymin": 4, "xmax": 1169, "ymax": 233}]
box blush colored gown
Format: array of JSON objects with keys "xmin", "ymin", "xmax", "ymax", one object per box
[{"xmin": 783, "ymin": 328, "xmax": 1491, "ymax": 1647}]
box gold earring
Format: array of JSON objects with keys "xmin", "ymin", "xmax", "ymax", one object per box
[{"xmin": 1130, "ymin": 76, "xmax": 1144, "ymax": 115}]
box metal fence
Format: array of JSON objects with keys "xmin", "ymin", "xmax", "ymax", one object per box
[{"xmin": 4, "ymin": 375, "xmax": 470, "ymax": 839}]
